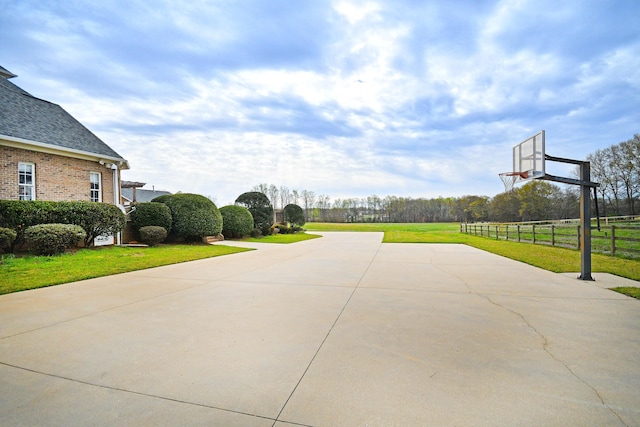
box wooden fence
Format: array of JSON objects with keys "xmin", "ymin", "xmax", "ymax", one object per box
[{"xmin": 460, "ymin": 217, "xmax": 640, "ymax": 258}]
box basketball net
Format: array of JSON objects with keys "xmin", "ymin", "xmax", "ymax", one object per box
[{"xmin": 499, "ymin": 171, "xmax": 528, "ymax": 192}]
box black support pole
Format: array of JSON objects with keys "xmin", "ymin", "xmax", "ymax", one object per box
[
  {"xmin": 578, "ymin": 161, "xmax": 594, "ymax": 281},
  {"xmin": 544, "ymin": 154, "xmax": 598, "ymax": 281}
]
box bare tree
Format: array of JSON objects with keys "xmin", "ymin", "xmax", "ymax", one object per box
[
  {"xmin": 317, "ymin": 194, "xmax": 331, "ymax": 221},
  {"xmin": 268, "ymin": 184, "xmax": 279, "ymax": 210},
  {"xmin": 301, "ymin": 189, "xmax": 316, "ymax": 221},
  {"xmin": 588, "ymin": 149, "xmax": 612, "ymax": 216},
  {"xmin": 252, "ymin": 183, "xmax": 269, "ymax": 195},
  {"xmin": 618, "ymin": 137, "xmax": 640, "ymax": 214},
  {"xmin": 279, "ymin": 186, "xmax": 291, "ymax": 210}
]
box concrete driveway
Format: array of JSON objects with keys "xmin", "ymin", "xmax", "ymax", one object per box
[{"xmin": 1, "ymin": 232, "xmax": 639, "ymax": 426}]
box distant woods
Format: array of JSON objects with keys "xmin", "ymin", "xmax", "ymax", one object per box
[
  {"xmin": 252, "ymin": 133, "xmax": 639, "ymax": 223},
  {"xmin": 587, "ymin": 134, "xmax": 640, "ymax": 218}
]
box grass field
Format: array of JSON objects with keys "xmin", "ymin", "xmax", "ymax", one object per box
[
  {"xmin": 2, "ymin": 224, "xmax": 638, "ymax": 299},
  {"xmin": 0, "ymin": 244, "xmax": 251, "ymax": 295},
  {"xmin": 0, "ymin": 232, "xmax": 320, "ymax": 295},
  {"xmin": 245, "ymin": 233, "xmax": 322, "ymax": 244},
  {"xmin": 305, "ymin": 222, "xmax": 640, "ymax": 287}
]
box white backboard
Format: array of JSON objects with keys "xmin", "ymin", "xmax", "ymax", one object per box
[{"xmin": 512, "ymin": 130, "xmax": 545, "ymax": 183}]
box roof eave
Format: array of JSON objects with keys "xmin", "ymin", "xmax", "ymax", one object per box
[{"xmin": 0, "ymin": 133, "xmax": 130, "ymax": 170}]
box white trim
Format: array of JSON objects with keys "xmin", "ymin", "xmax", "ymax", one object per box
[
  {"xmin": 90, "ymin": 171, "xmax": 102, "ymax": 202},
  {"xmin": 0, "ymin": 133, "xmax": 130, "ymax": 170},
  {"xmin": 18, "ymin": 162, "xmax": 36, "ymax": 200}
]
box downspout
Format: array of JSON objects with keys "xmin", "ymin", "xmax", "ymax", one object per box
[{"xmin": 111, "ymin": 163, "xmax": 124, "ymax": 245}]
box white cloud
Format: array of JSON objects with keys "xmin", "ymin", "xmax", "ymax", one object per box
[{"xmin": 3, "ymin": 0, "xmax": 639, "ymax": 203}]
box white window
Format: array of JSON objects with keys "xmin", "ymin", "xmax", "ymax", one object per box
[
  {"xmin": 18, "ymin": 162, "xmax": 35, "ymax": 200},
  {"xmin": 90, "ymin": 172, "xmax": 102, "ymax": 202}
]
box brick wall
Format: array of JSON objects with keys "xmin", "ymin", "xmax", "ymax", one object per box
[{"xmin": 0, "ymin": 145, "xmax": 118, "ymax": 203}]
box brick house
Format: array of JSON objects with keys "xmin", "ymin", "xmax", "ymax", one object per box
[{"xmin": 0, "ymin": 65, "xmax": 129, "ymax": 205}]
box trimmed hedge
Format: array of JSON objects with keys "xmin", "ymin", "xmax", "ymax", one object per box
[
  {"xmin": 272, "ymin": 223, "xmax": 304, "ymax": 234},
  {"xmin": 56, "ymin": 202, "xmax": 126, "ymax": 247},
  {"xmin": 139, "ymin": 226, "xmax": 168, "ymax": 246},
  {"xmin": 152, "ymin": 193, "xmax": 222, "ymax": 241},
  {"xmin": 24, "ymin": 223, "xmax": 86, "ymax": 256},
  {"xmin": 220, "ymin": 205, "xmax": 254, "ymax": 238},
  {"xmin": 0, "ymin": 200, "xmax": 55, "ymax": 249},
  {"xmin": 130, "ymin": 202, "xmax": 172, "ymax": 235},
  {"xmin": 0, "ymin": 227, "xmax": 17, "ymax": 253},
  {"xmin": 234, "ymin": 191, "xmax": 274, "ymax": 236},
  {"xmin": 0, "ymin": 200, "xmax": 126, "ymax": 249}
]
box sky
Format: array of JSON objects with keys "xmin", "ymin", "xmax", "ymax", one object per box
[{"xmin": 2, "ymin": 0, "xmax": 639, "ymax": 206}]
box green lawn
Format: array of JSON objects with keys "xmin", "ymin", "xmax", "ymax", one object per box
[
  {"xmin": 244, "ymin": 232, "xmax": 322, "ymax": 244},
  {"xmin": 3, "ymin": 224, "xmax": 638, "ymax": 299},
  {"xmin": 305, "ymin": 222, "xmax": 640, "ymax": 285},
  {"xmin": 0, "ymin": 232, "xmax": 320, "ymax": 295},
  {"xmin": 0, "ymin": 244, "xmax": 251, "ymax": 295}
]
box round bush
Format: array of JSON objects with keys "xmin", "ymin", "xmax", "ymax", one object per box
[
  {"xmin": 24, "ymin": 224, "xmax": 86, "ymax": 256},
  {"xmin": 152, "ymin": 193, "xmax": 222, "ymax": 241},
  {"xmin": 130, "ymin": 202, "xmax": 172, "ymax": 234},
  {"xmin": 52, "ymin": 202, "xmax": 126, "ymax": 247},
  {"xmin": 273, "ymin": 223, "xmax": 289, "ymax": 234},
  {"xmin": 235, "ymin": 191, "xmax": 274, "ymax": 236},
  {"xmin": 139, "ymin": 226, "xmax": 168, "ymax": 246},
  {"xmin": 0, "ymin": 227, "xmax": 17, "ymax": 253},
  {"xmin": 220, "ymin": 205, "xmax": 254, "ymax": 238},
  {"xmin": 283, "ymin": 203, "xmax": 305, "ymax": 227},
  {"xmin": 0, "ymin": 200, "xmax": 125, "ymax": 248}
]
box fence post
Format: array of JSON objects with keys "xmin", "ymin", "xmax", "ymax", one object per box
[
  {"xmin": 533, "ymin": 224, "xmax": 536, "ymax": 244},
  {"xmin": 611, "ymin": 225, "xmax": 616, "ymax": 255},
  {"xmin": 517, "ymin": 225, "xmax": 521, "ymax": 242},
  {"xmin": 551, "ymin": 224, "xmax": 555, "ymax": 246},
  {"xmin": 506, "ymin": 225, "xmax": 509, "ymax": 241},
  {"xmin": 495, "ymin": 225, "xmax": 499, "ymax": 240}
]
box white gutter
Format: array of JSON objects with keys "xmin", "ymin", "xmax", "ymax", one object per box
[
  {"xmin": 109, "ymin": 163, "xmax": 126, "ymax": 245},
  {"xmin": 0, "ymin": 133, "xmax": 130, "ymax": 169}
]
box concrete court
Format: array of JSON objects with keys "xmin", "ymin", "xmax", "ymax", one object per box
[{"xmin": 0, "ymin": 232, "xmax": 639, "ymax": 426}]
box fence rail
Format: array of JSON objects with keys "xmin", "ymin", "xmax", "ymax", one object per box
[{"xmin": 460, "ymin": 218, "xmax": 640, "ymax": 258}]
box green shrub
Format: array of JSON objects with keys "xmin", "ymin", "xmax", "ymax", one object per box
[
  {"xmin": 235, "ymin": 191, "xmax": 274, "ymax": 236},
  {"xmin": 0, "ymin": 200, "xmax": 56, "ymax": 249},
  {"xmin": 130, "ymin": 202, "xmax": 172, "ymax": 235},
  {"xmin": 283, "ymin": 203, "xmax": 306, "ymax": 227},
  {"xmin": 24, "ymin": 224, "xmax": 86, "ymax": 256},
  {"xmin": 52, "ymin": 202, "xmax": 126, "ymax": 246},
  {"xmin": 0, "ymin": 201, "xmax": 126, "ymax": 248},
  {"xmin": 139, "ymin": 226, "xmax": 168, "ymax": 246},
  {"xmin": 0, "ymin": 227, "xmax": 17, "ymax": 253},
  {"xmin": 152, "ymin": 194, "xmax": 222, "ymax": 241},
  {"xmin": 220, "ymin": 205, "xmax": 254, "ymax": 238},
  {"xmin": 249, "ymin": 228, "xmax": 262, "ymax": 238},
  {"xmin": 273, "ymin": 223, "xmax": 291, "ymax": 234}
]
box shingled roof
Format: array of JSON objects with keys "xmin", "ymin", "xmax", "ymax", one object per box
[{"xmin": 0, "ymin": 66, "xmax": 128, "ymax": 167}]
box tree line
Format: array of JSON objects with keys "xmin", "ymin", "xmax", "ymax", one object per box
[
  {"xmin": 250, "ymin": 181, "xmax": 578, "ymax": 223},
  {"xmin": 588, "ymin": 133, "xmax": 640, "ymax": 216},
  {"xmin": 251, "ymin": 133, "xmax": 638, "ymax": 223}
]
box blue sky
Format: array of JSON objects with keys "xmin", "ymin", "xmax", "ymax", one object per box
[{"xmin": 2, "ymin": 0, "xmax": 639, "ymax": 206}]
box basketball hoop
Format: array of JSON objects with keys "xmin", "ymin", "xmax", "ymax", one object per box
[{"xmin": 499, "ymin": 171, "xmax": 529, "ymax": 192}]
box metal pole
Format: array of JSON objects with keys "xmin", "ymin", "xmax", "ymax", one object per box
[{"xmin": 578, "ymin": 161, "xmax": 594, "ymax": 280}]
